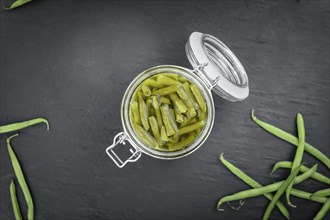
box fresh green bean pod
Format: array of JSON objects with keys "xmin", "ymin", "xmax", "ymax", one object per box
[
  {"xmin": 160, "ymin": 125, "xmax": 169, "ymax": 142},
  {"xmin": 178, "ymin": 120, "xmax": 205, "ymax": 135},
  {"xmin": 168, "ymin": 134, "xmax": 195, "ymax": 151},
  {"xmin": 311, "ymin": 188, "xmax": 330, "ymax": 197},
  {"xmin": 271, "ymin": 161, "xmax": 330, "ymax": 185},
  {"xmin": 134, "ymin": 124, "xmax": 158, "ymax": 148},
  {"xmin": 160, "ymin": 104, "xmax": 178, "ymax": 136},
  {"xmin": 263, "ymin": 166, "xmax": 301, "ymax": 220},
  {"xmin": 142, "ymin": 85, "xmax": 152, "ymax": 97},
  {"xmin": 4, "ymin": 0, "xmax": 32, "ymax": 10},
  {"xmin": 148, "ymin": 116, "xmax": 162, "ymax": 146},
  {"xmin": 219, "ymin": 154, "xmax": 290, "ymax": 219},
  {"xmin": 286, "ymin": 113, "xmax": 305, "ymax": 207},
  {"xmin": 138, "ymin": 92, "xmax": 149, "ymax": 131},
  {"xmin": 10, "ymin": 180, "xmax": 22, "ymax": 220},
  {"xmin": 152, "ymin": 85, "xmax": 179, "ymax": 96},
  {"xmin": 252, "ymin": 110, "xmax": 330, "ymax": 169},
  {"xmin": 217, "ymin": 164, "xmax": 317, "ymax": 208},
  {"xmin": 190, "ymin": 84, "xmax": 207, "ymax": 113},
  {"xmin": 156, "ymin": 75, "xmax": 180, "ymax": 86},
  {"xmin": 7, "ymin": 134, "xmax": 34, "ymax": 220},
  {"xmin": 313, "ymin": 197, "xmax": 330, "ymax": 220},
  {"xmin": 0, "ymin": 118, "xmax": 49, "ymax": 134},
  {"xmin": 169, "ymin": 93, "xmax": 187, "ymax": 114},
  {"xmin": 291, "ymin": 188, "xmax": 328, "ymax": 203}
]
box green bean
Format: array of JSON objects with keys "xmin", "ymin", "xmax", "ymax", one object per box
[
  {"xmin": 169, "ymin": 134, "xmax": 180, "ymax": 144},
  {"xmin": 10, "ymin": 180, "xmax": 22, "ymax": 220},
  {"xmin": 198, "ymin": 111, "xmax": 206, "ymax": 121},
  {"xmin": 160, "ymin": 125, "xmax": 169, "ymax": 142},
  {"xmin": 156, "ymin": 75, "xmax": 180, "ymax": 86},
  {"xmin": 183, "ymin": 82, "xmax": 198, "ymax": 106},
  {"xmin": 4, "ymin": 0, "xmax": 32, "ymax": 10},
  {"xmin": 217, "ymin": 164, "xmax": 317, "ymax": 208},
  {"xmin": 133, "ymin": 124, "xmax": 158, "ymax": 148},
  {"xmin": 178, "ymin": 120, "xmax": 205, "ymax": 135},
  {"xmin": 291, "ymin": 188, "xmax": 328, "ymax": 204},
  {"xmin": 178, "ymin": 76, "xmax": 187, "ymax": 83},
  {"xmin": 311, "ymin": 188, "xmax": 330, "ymax": 197},
  {"xmin": 169, "ymin": 109, "xmax": 175, "ymax": 122},
  {"xmin": 151, "ymin": 96, "xmax": 163, "ymax": 129},
  {"xmin": 142, "ymin": 78, "xmax": 163, "ymax": 88},
  {"xmin": 7, "ymin": 134, "xmax": 34, "ymax": 220},
  {"xmin": 146, "ymin": 98, "xmax": 152, "ymax": 117},
  {"xmin": 160, "ymin": 96, "xmax": 171, "ymax": 104},
  {"xmin": 168, "ymin": 134, "xmax": 195, "ymax": 151},
  {"xmin": 286, "ymin": 113, "xmax": 305, "ymax": 207},
  {"xmin": 138, "ymin": 92, "xmax": 149, "ymax": 131},
  {"xmin": 177, "ymin": 85, "xmax": 197, "ymax": 117},
  {"xmin": 142, "ymin": 85, "xmax": 151, "ymax": 97},
  {"xmin": 174, "ymin": 108, "xmax": 184, "ymax": 123},
  {"xmin": 152, "ymin": 85, "xmax": 179, "ymax": 96},
  {"xmin": 263, "ymin": 166, "xmax": 301, "ymax": 220},
  {"xmin": 251, "ymin": 110, "xmax": 330, "ymax": 169},
  {"xmin": 160, "ymin": 105, "xmax": 178, "ymax": 136},
  {"xmin": 271, "ymin": 161, "xmax": 330, "ymax": 185},
  {"xmin": 313, "ymin": 197, "xmax": 330, "ymax": 220},
  {"xmin": 190, "ymin": 84, "xmax": 207, "ymax": 113},
  {"xmin": 219, "ymin": 154, "xmax": 290, "ymax": 219},
  {"xmin": 130, "ymin": 101, "xmax": 141, "ymax": 125},
  {"xmin": 162, "ymin": 73, "xmax": 179, "ymax": 80},
  {"xmin": 169, "ymin": 93, "xmax": 187, "ymax": 114},
  {"xmin": 148, "ymin": 116, "xmax": 162, "ymax": 146},
  {"xmin": 0, "ymin": 118, "xmax": 49, "ymax": 134}
]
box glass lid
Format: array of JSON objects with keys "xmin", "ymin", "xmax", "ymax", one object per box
[{"xmin": 185, "ymin": 32, "xmax": 249, "ymax": 102}]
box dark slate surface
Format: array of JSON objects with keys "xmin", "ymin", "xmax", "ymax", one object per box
[{"xmin": 0, "ymin": 1, "xmax": 329, "ymax": 219}]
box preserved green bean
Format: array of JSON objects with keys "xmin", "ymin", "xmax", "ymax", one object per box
[{"xmin": 130, "ymin": 73, "xmax": 207, "ymax": 151}]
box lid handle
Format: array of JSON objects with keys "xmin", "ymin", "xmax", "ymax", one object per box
[{"xmin": 106, "ymin": 132, "xmax": 141, "ymax": 168}]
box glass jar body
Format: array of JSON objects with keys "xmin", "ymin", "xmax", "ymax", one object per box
[{"xmin": 121, "ymin": 65, "xmax": 215, "ymax": 160}]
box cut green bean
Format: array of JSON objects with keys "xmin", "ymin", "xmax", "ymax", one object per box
[
  {"xmin": 162, "ymin": 73, "xmax": 179, "ymax": 80},
  {"xmin": 174, "ymin": 108, "xmax": 184, "ymax": 123},
  {"xmin": 10, "ymin": 180, "xmax": 22, "ymax": 220},
  {"xmin": 0, "ymin": 118, "xmax": 49, "ymax": 134},
  {"xmin": 160, "ymin": 96, "xmax": 171, "ymax": 104},
  {"xmin": 190, "ymin": 84, "xmax": 207, "ymax": 113},
  {"xmin": 271, "ymin": 161, "xmax": 330, "ymax": 185},
  {"xmin": 183, "ymin": 82, "xmax": 198, "ymax": 107},
  {"xmin": 142, "ymin": 85, "xmax": 151, "ymax": 97},
  {"xmin": 142, "ymin": 78, "xmax": 163, "ymax": 88},
  {"xmin": 313, "ymin": 197, "xmax": 330, "ymax": 220},
  {"xmin": 219, "ymin": 154, "xmax": 290, "ymax": 219},
  {"xmin": 134, "ymin": 124, "xmax": 158, "ymax": 148},
  {"xmin": 151, "ymin": 96, "xmax": 163, "ymax": 129},
  {"xmin": 169, "ymin": 93, "xmax": 187, "ymax": 114},
  {"xmin": 160, "ymin": 125, "xmax": 169, "ymax": 142},
  {"xmin": 168, "ymin": 134, "xmax": 195, "ymax": 151},
  {"xmin": 291, "ymin": 188, "xmax": 328, "ymax": 204},
  {"xmin": 160, "ymin": 105, "xmax": 178, "ymax": 136},
  {"xmin": 286, "ymin": 113, "xmax": 305, "ymax": 207},
  {"xmin": 263, "ymin": 166, "xmax": 301, "ymax": 220},
  {"xmin": 138, "ymin": 92, "xmax": 149, "ymax": 131},
  {"xmin": 156, "ymin": 75, "xmax": 180, "ymax": 86},
  {"xmin": 146, "ymin": 98, "xmax": 152, "ymax": 117},
  {"xmin": 4, "ymin": 0, "xmax": 32, "ymax": 10},
  {"xmin": 178, "ymin": 76, "xmax": 187, "ymax": 83},
  {"xmin": 177, "ymin": 85, "xmax": 197, "ymax": 117},
  {"xmin": 148, "ymin": 116, "xmax": 162, "ymax": 146},
  {"xmin": 130, "ymin": 101, "xmax": 141, "ymax": 125},
  {"xmin": 252, "ymin": 110, "xmax": 330, "ymax": 169},
  {"xmin": 7, "ymin": 134, "xmax": 34, "ymax": 220},
  {"xmin": 152, "ymin": 85, "xmax": 179, "ymax": 96},
  {"xmin": 178, "ymin": 120, "xmax": 205, "ymax": 135},
  {"xmin": 311, "ymin": 188, "xmax": 330, "ymax": 197},
  {"xmin": 217, "ymin": 164, "xmax": 317, "ymax": 208}
]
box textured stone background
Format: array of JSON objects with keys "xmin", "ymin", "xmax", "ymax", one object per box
[{"xmin": 0, "ymin": 0, "xmax": 329, "ymax": 219}]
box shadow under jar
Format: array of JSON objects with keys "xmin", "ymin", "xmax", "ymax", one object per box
[{"xmin": 106, "ymin": 32, "xmax": 249, "ymax": 168}]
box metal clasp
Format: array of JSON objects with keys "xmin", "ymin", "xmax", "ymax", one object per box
[
  {"xmin": 106, "ymin": 132, "xmax": 141, "ymax": 168},
  {"xmin": 193, "ymin": 62, "xmax": 220, "ymax": 90}
]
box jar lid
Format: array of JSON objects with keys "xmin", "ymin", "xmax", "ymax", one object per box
[{"xmin": 185, "ymin": 32, "xmax": 249, "ymax": 101}]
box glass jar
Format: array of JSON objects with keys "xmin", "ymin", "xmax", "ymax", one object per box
[{"xmin": 106, "ymin": 32, "xmax": 249, "ymax": 168}]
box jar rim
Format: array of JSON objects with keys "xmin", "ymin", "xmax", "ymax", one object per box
[{"xmin": 121, "ymin": 65, "xmax": 215, "ymax": 159}]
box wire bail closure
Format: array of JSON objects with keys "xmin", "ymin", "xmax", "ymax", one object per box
[{"xmin": 106, "ymin": 132, "xmax": 141, "ymax": 168}]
